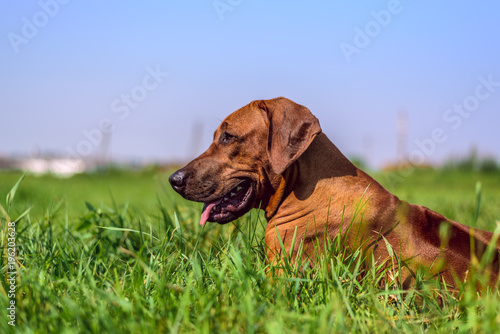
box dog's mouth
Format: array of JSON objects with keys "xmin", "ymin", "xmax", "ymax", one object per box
[{"xmin": 200, "ymin": 179, "xmax": 255, "ymax": 226}]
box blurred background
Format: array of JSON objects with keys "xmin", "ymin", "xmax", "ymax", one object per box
[{"xmin": 1, "ymin": 1, "xmax": 499, "ymax": 176}]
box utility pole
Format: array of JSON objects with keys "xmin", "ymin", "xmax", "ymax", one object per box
[
  {"xmin": 98, "ymin": 132, "xmax": 111, "ymax": 168},
  {"xmin": 188, "ymin": 121, "xmax": 203, "ymax": 160},
  {"xmin": 396, "ymin": 109, "xmax": 408, "ymax": 164}
]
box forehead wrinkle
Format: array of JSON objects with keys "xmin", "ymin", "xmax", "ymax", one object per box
[
  {"xmin": 214, "ymin": 103, "xmax": 267, "ymax": 139},
  {"xmin": 213, "ymin": 121, "xmax": 228, "ymax": 140},
  {"xmin": 220, "ymin": 121, "xmax": 229, "ymax": 130}
]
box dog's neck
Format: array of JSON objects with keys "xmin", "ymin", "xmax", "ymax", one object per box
[
  {"xmin": 263, "ymin": 132, "xmax": 362, "ymax": 224},
  {"xmin": 262, "ymin": 132, "xmax": 400, "ymax": 267}
]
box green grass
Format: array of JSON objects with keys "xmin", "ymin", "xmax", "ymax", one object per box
[{"xmin": 1, "ymin": 168, "xmax": 500, "ymax": 333}]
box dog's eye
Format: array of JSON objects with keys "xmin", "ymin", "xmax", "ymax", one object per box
[{"xmin": 220, "ymin": 132, "xmax": 236, "ymax": 144}]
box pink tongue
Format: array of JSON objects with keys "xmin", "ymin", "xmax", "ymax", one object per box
[{"xmin": 200, "ymin": 199, "xmax": 222, "ymax": 226}]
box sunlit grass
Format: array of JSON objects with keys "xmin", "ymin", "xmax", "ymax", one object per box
[{"xmin": 1, "ymin": 169, "xmax": 500, "ymax": 333}]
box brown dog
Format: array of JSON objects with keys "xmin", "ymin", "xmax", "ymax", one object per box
[{"xmin": 169, "ymin": 97, "xmax": 500, "ymax": 289}]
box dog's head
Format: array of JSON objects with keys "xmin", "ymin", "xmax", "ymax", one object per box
[{"xmin": 169, "ymin": 97, "xmax": 321, "ymax": 225}]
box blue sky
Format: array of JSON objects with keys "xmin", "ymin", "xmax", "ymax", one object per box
[{"xmin": 1, "ymin": 1, "xmax": 499, "ymax": 168}]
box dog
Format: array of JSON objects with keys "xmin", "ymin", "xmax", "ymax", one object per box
[{"xmin": 169, "ymin": 97, "xmax": 500, "ymax": 290}]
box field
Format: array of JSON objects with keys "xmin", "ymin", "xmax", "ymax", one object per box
[{"xmin": 1, "ymin": 167, "xmax": 500, "ymax": 333}]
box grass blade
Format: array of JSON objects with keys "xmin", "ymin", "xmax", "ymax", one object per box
[{"xmin": 6, "ymin": 172, "xmax": 26, "ymax": 209}]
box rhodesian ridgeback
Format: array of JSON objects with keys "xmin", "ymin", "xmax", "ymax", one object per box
[{"xmin": 169, "ymin": 97, "xmax": 500, "ymax": 289}]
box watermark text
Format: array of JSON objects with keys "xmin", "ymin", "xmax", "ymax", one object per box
[
  {"xmin": 65, "ymin": 64, "xmax": 168, "ymax": 160},
  {"xmin": 385, "ymin": 74, "xmax": 499, "ymax": 187},
  {"xmin": 6, "ymin": 221, "xmax": 17, "ymax": 327},
  {"xmin": 7, "ymin": 0, "xmax": 72, "ymax": 54}
]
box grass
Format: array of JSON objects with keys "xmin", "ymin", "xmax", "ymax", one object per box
[{"xmin": 1, "ymin": 168, "xmax": 500, "ymax": 333}]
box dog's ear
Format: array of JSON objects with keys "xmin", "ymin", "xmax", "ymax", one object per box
[{"xmin": 257, "ymin": 97, "xmax": 322, "ymax": 175}]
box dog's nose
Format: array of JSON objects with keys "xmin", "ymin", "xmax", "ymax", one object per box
[{"xmin": 169, "ymin": 169, "xmax": 186, "ymax": 193}]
